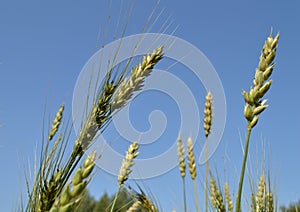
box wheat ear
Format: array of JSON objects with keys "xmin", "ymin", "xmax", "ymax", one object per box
[
  {"xmin": 187, "ymin": 137, "xmax": 199, "ymax": 212},
  {"xmin": 136, "ymin": 193, "xmax": 159, "ymax": 212},
  {"xmin": 177, "ymin": 134, "xmax": 187, "ymax": 212},
  {"xmin": 210, "ymin": 175, "xmax": 226, "ymax": 212},
  {"xmin": 204, "ymin": 91, "xmax": 213, "ymax": 212},
  {"xmin": 224, "ymin": 183, "xmax": 234, "ymax": 212},
  {"xmin": 49, "ymin": 151, "xmax": 96, "ymax": 212},
  {"xmin": 48, "ymin": 103, "xmax": 64, "ymax": 141},
  {"xmin": 111, "ymin": 142, "xmax": 139, "ymax": 212},
  {"xmin": 236, "ymin": 32, "xmax": 279, "ymax": 212},
  {"xmin": 112, "ymin": 46, "xmax": 164, "ymax": 111},
  {"xmin": 126, "ymin": 201, "xmax": 141, "ymax": 212}
]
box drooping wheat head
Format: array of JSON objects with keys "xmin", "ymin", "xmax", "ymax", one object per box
[{"xmin": 111, "ymin": 46, "xmax": 164, "ymax": 111}]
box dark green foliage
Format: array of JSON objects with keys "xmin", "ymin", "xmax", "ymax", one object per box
[
  {"xmin": 280, "ymin": 200, "xmax": 300, "ymax": 212},
  {"xmin": 94, "ymin": 193, "xmax": 110, "ymax": 212},
  {"xmin": 76, "ymin": 189, "xmax": 135, "ymax": 212},
  {"xmin": 76, "ymin": 193, "xmax": 96, "ymax": 212}
]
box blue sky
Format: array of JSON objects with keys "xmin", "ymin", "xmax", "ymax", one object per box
[{"xmin": 1, "ymin": 0, "xmax": 300, "ymax": 211}]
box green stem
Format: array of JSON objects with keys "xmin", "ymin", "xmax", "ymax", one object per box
[
  {"xmin": 235, "ymin": 123, "xmax": 252, "ymax": 212},
  {"xmin": 110, "ymin": 184, "xmax": 122, "ymax": 212},
  {"xmin": 182, "ymin": 177, "xmax": 187, "ymax": 212},
  {"xmin": 193, "ymin": 179, "xmax": 200, "ymax": 212},
  {"xmin": 205, "ymin": 137, "xmax": 209, "ymax": 212}
]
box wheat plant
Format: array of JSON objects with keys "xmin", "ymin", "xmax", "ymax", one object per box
[
  {"xmin": 24, "ymin": 46, "xmax": 164, "ymax": 212},
  {"xmin": 22, "ymin": 14, "xmax": 281, "ymax": 211}
]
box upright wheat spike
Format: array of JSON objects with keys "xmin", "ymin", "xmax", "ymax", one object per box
[
  {"xmin": 210, "ymin": 175, "xmax": 225, "ymax": 212},
  {"xmin": 204, "ymin": 91, "xmax": 213, "ymax": 212},
  {"xmin": 224, "ymin": 183, "xmax": 233, "ymax": 212},
  {"xmin": 187, "ymin": 137, "xmax": 199, "ymax": 212},
  {"xmin": 111, "ymin": 142, "xmax": 140, "ymax": 212},
  {"xmin": 48, "ymin": 103, "xmax": 64, "ymax": 141},
  {"xmin": 177, "ymin": 134, "xmax": 187, "ymax": 212},
  {"xmin": 118, "ymin": 142, "xmax": 140, "ymax": 185},
  {"xmin": 236, "ymin": 31, "xmax": 279, "ymax": 212},
  {"xmin": 256, "ymin": 175, "xmax": 266, "ymax": 212},
  {"xmin": 204, "ymin": 92, "xmax": 213, "ymax": 138},
  {"xmin": 267, "ymin": 192, "xmax": 274, "ymax": 212}
]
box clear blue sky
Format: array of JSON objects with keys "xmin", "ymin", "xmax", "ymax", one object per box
[{"xmin": 1, "ymin": 0, "xmax": 299, "ymax": 211}]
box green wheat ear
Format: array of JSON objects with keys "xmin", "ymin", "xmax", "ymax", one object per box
[
  {"xmin": 111, "ymin": 142, "xmax": 140, "ymax": 212},
  {"xmin": 242, "ymin": 32, "xmax": 280, "ymax": 128},
  {"xmin": 48, "ymin": 103, "xmax": 64, "ymax": 141},
  {"xmin": 49, "ymin": 151, "xmax": 96, "ymax": 212},
  {"xmin": 236, "ymin": 31, "xmax": 279, "ymax": 212}
]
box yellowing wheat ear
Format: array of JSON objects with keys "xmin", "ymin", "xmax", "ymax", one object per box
[
  {"xmin": 187, "ymin": 137, "xmax": 199, "ymax": 212},
  {"xmin": 210, "ymin": 174, "xmax": 226, "ymax": 212},
  {"xmin": 127, "ymin": 201, "xmax": 141, "ymax": 212},
  {"xmin": 225, "ymin": 183, "xmax": 234, "ymax": 212},
  {"xmin": 204, "ymin": 91, "xmax": 213, "ymax": 212},
  {"xmin": 176, "ymin": 134, "xmax": 187, "ymax": 212}
]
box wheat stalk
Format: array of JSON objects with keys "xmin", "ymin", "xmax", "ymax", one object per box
[{"xmin": 236, "ymin": 32, "xmax": 279, "ymax": 212}]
